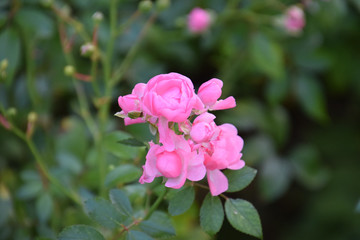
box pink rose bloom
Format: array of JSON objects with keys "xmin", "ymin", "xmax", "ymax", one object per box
[
  {"xmin": 284, "ymin": 6, "xmax": 305, "ymax": 34},
  {"xmin": 142, "ymin": 72, "xmax": 202, "ymax": 123},
  {"xmin": 139, "ymin": 133, "xmax": 206, "ymax": 189},
  {"xmin": 201, "ymin": 123, "xmax": 245, "ymax": 196},
  {"xmin": 197, "ymin": 78, "xmax": 236, "ymax": 111},
  {"xmin": 118, "ymin": 83, "xmax": 146, "ymax": 125},
  {"xmin": 188, "ymin": 7, "xmax": 211, "ymax": 34}
]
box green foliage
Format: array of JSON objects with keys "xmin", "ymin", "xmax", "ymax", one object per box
[
  {"xmin": 225, "ymin": 198, "xmax": 263, "ymax": 239},
  {"xmin": 1, "ymin": 0, "xmax": 359, "ymax": 239},
  {"xmin": 109, "ymin": 189, "xmax": 134, "ymax": 217},
  {"xmin": 225, "ymin": 166, "xmax": 257, "ymax": 193},
  {"xmin": 58, "ymin": 225, "xmax": 105, "ymax": 240},
  {"xmin": 0, "ymin": 28, "xmax": 21, "ymax": 85},
  {"xmin": 84, "ymin": 197, "xmax": 127, "ymax": 229},
  {"xmin": 139, "ymin": 211, "xmax": 176, "ymax": 238},
  {"xmin": 105, "ymin": 164, "xmax": 142, "ymax": 187},
  {"xmin": 126, "ymin": 230, "xmax": 153, "ymax": 240},
  {"xmin": 250, "ymin": 32, "xmax": 285, "ymax": 80},
  {"xmin": 168, "ymin": 186, "xmax": 195, "ymax": 216},
  {"xmin": 199, "ymin": 193, "xmax": 224, "ymax": 235}
]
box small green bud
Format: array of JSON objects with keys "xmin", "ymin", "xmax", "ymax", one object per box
[
  {"xmin": 139, "ymin": 0, "xmax": 153, "ymax": 13},
  {"xmin": 80, "ymin": 43, "xmax": 95, "ymax": 57},
  {"xmin": 28, "ymin": 112, "xmax": 38, "ymax": 123},
  {"xmin": 156, "ymin": 0, "xmax": 170, "ymax": 11},
  {"xmin": 64, "ymin": 65, "xmax": 75, "ymax": 76},
  {"xmin": 0, "ymin": 59, "xmax": 8, "ymax": 70},
  {"xmin": 109, "ymin": 165, "xmax": 115, "ymax": 171},
  {"xmin": 7, "ymin": 108, "xmax": 17, "ymax": 116},
  {"xmin": 92, "ymin": 11, "xmax": 103, "ymax": 24}
]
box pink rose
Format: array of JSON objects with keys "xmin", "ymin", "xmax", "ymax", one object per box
[
  {"xmin": 142, "ymin": 73, "xmax": 202, "ymax": 123},
  {"xmin": 284, "ymin": 6, "xmax": 305, "ymax": 34},
  {"xmin": 139, "ymin": 133, "xmax": 206, "ymax": 189},
  {"xmin": 198, "ymin": 78, "xmax": 236, "ymax": 111},
  {"xmin": 188, "ymin": 7, "xmax": 212, "ymax": 34}
]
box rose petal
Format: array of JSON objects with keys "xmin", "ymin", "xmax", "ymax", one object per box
[
  {"xmin": 211, "ymin": 96, "xmax": 236, "ymax": 110},
  {"xmin": 207, "ymin": 169, "xmax": 228, "ymax": 196}
]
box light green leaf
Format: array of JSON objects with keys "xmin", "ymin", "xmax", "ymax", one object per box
[
  {"xmin": 103, "ymin": 131, "xmax": 139, "ymax": 159},
  {"xmin": 58, "ymin": 225, "xmax": 105, "ymax": 240},
  {"xmin": 16, "ymin": 181, "xmax": 42, "ymax": 200},
  {"xmin": 105, "ymin": 164, "xmax": 142, "ymax": 187},
  {"xmin": 225, "ymin": 166, "xmax": 257, "ymax": 192},
  {"xmin": 139, "ymin": 211, "xmax": 176, "ymax": 238},
  {"xmin": 200, "ymin": 193, "xmax": 224, "ymax": 235},
  {"xmin": 126, "ymin": 230, "xmax": 153, "ymax": 240},
  {"xmin": 84, "ymin": 197, "xmax": 126, "ymax": 229},
  {"xmin": 225, "ymin": 198, "xmax": 262, "ymax": 239},
  {"xmin": 295, "ymin": 74, "xmax": 328, "ymax": 122},
  {"xmin": 36, "ymin": 192, "xmax": 53, "ymax": 222},
  {"xmin": 109, "ymin": 189, "xmax": 133, "ymax": 217},
  {"xmin": 0, "ymin": 27, "xmax": 21, "ymax": 85},
  {"xmin": 250, "ymin": 32, "xmax": 284, "ymax": 80},
  {"xmin": 265, "ymin": 78, "xmax": 289, "ymax": 106},
  {"xmin": 168, "ymin": 186, "xmax": 195, "ymax": 216}
]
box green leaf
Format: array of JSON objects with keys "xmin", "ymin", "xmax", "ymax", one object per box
[
  {"xmin": 265, "ymin": 78, "xmax": 289, "ymax": 106},
  {"xmin": 225, "ymin": 166, "xmax": 257, "ymax": 192},
  {"xmin": 16, "ymin": 181, "xmax": 42, "ymax": 200},
  {"xmin": 139, "ymin": 211, "xmax": 176, "ymax": 238},
  {"xmin": 58, "ymin": 225, "xmax": 105, "ymax": 240},
  {"xmin": 225, "ymin": 198, "xmax": 262, "ymax": 239},
  {"xmin": 168, "ymin": 186, "xmax": 195, "ymax": 216},
  {"xmin": 118, "ymin": 138, "xmax": 146, "ymax": 147},
  {"xmin": 250, "ymin": 32, "xmax": 284, "ymax": 80},
  {"xmin": 109, "ymin": 189, "xmax": 133, "ymax": 217},
  {"xmin": 84, "ymin": 197, "xmax": 126, "ymax": 229},
  {"xmin": 103, "ymin": 131, "xmax": 139, "ymax": 159},
  {"xmin": 126, "ymin": 230, "xmax": 153, "ymax": 240},
  {"xmin": 0, "ymin": 27, "xmax": 21, "ymax": 85},
  {"xmin": 36, "ymin": 192, "xmax": 53, "ymax": 222},
  {"xmin": 105, "ymin": 164, "xmax": 142, "ymax": 187},
  {"xmin": 200, "ymin": 193, "xmax": 224, "ymax": 235},
  {"xmin": 295, "ymin": 74, "xmax": 328, "ymax": 122}
]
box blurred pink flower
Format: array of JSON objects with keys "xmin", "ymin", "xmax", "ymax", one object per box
[
  {"xmin": 188, "ymin": 7, "xmax": 211, "ymax": 34},
  {"xmin": 284, "ymin": 6, "xmax": 305, "ymax": 34},
  {"xmin": 142, "ymin": 72, "xmax": 202, "ymax": 122}
]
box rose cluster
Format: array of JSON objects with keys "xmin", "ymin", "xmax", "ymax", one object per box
[{"xmin": 117, "ymin": 73, "xmax": 245, "ymax": 196}]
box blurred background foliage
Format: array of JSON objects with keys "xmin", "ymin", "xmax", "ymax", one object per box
[{"xmin": 0, "ymin": 0, "xmax": 360, "ymax": 239}]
